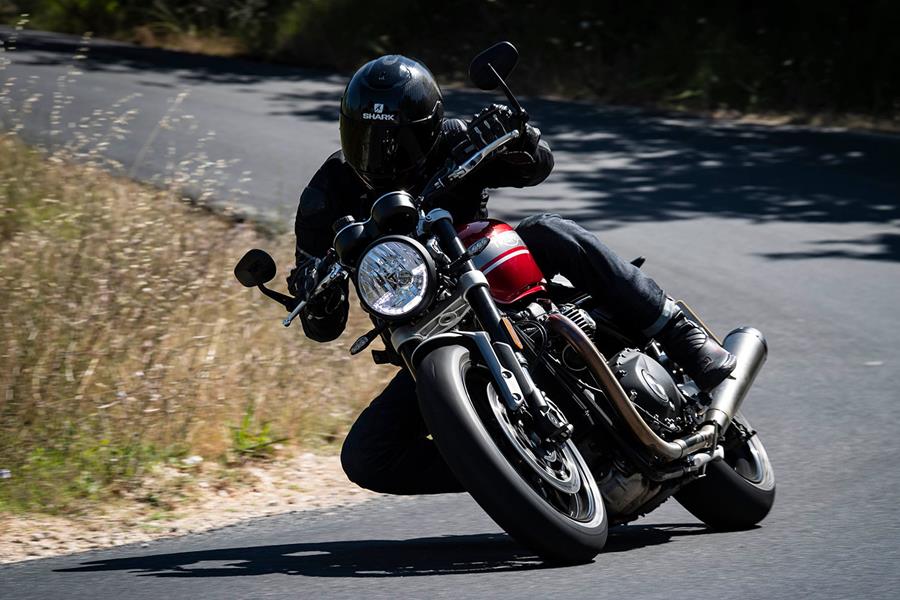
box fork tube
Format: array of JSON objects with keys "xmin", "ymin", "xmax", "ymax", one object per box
[{"xmin": 430, "ymin": 217, "xmax": 508, "ymax": 343}]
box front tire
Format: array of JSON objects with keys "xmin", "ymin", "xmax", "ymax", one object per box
[
  {"xmin": 675, "ymin": 412, "xmax": 776, "ymax": 530},
  {"xmin": 417, "ymin": 345, "xmax": 608, "ymax": 563}
]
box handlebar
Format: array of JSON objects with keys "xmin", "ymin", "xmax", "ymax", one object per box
[
  {"xmin": 419, "ymin": 128, "xmax": 522, "ymax": 206},
  {"xmin": 284, "ymin": 127, "xmax": 521, "ymax": 327},
  {"xmin": 445, "ymin": 129, "xmax": 521, "ymax": 183}
]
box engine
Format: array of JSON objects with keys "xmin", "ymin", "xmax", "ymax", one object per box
[
  {"xmin": 609, "ymin": 349, "xmax": 683, "ymax": 436},
  {"xmin": 595, "ymin": 351, "xmax": 684, "ymax": 522}
]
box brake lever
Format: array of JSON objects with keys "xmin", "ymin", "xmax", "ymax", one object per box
[
  {"xmin": 417, "ymin": 129, "xmax": 521, "ymax": 211},
  {"xmin": 445, "ymin": 129, "xmax": 520, "ymax": 183}
]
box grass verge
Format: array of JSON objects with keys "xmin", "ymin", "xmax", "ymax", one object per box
[{"xmin": 0, "ymin": 133, "xmax": 395, "ymax": 514}]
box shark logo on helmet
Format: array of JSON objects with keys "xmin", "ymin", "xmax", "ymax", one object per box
[{"xmin": 363, "ymin": 103, "xmax": 396, "ymax": 121}]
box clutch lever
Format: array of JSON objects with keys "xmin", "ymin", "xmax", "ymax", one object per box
[{"xmin": 282, "ymin": 256, "xmax": 348, "ymax": 328}]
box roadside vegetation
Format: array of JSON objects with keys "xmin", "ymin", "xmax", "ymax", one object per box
[
  {"xmin": 0, "ymin": 133, "xmax": 394, "ymax": 514},
  {"xmin": 2, "ymin": 1, "xmax": 898, "ymax": 124}
]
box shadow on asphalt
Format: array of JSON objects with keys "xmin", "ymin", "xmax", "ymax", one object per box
[
  {"xmin": 5, "ymin": 29, "xmax": 898, "ymax": 262},
  {"xmin": 55, "ymin": 524, "xmax": 709, "ymax": 578}
]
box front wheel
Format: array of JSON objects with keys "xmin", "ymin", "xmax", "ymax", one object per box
[
  {"xmin": 675, "ymin": 412, "xmax": 776, "ymax": 530},
  {"xmin": 416, "ymin": 345, "xmax": 608, "ymax": 563}
]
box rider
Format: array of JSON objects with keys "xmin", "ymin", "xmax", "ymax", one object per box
[{"xmin": 289, "ymin": 55, "xmax": 736, "ymax": 494}]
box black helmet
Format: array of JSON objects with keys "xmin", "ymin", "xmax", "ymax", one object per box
[{"xmin": 340, "ymin": 55, "xmax": 444, "ymax": 189}]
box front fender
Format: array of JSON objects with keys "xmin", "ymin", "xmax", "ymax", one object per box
[{"xmin": 410, "ymin": 331, "xmax": 525, "ymax": 412}]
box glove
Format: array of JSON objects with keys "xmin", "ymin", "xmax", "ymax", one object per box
[
  {"xmin": 287, "ymin": 258, "xmax": 345, "ymax": 319},
  {"xmin": 452, "ymin": 104, "xmax": 540, "ymax": 165},
  {"xmin": 287, "ymin": 257, "xmax": 318, "ymax": 298}
]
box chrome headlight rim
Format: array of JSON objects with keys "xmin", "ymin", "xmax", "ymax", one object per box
[{"xmin": 355, "ymin": 235, "xmax": 436, "ymax": 322}]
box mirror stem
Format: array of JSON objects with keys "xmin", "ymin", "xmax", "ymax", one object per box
[
  {"xmin": 489, "ymin": 64, "xmax": 527, "ymax": 120},
  {"xmin": 257, "ymin": 284, "xmax": 295, "ymax": 309}
]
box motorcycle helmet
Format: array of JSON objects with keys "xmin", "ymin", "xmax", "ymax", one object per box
[{"xmin": 339, "ymin": 55, "xmax": 444, "ymax": 189}]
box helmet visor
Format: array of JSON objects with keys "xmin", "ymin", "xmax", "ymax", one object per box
[{"xmin": 340, "ymin": 115, "xmax": 439, "ymax": 187}]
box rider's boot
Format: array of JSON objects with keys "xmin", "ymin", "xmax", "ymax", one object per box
[{"xmin": 656, "ymin": 310, "xmax": 737, "ymax": 391}]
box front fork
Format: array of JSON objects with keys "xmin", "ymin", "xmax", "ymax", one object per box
[{"xmin": 424, "ymin": 210, "xmax": 573, "ymax": 443}]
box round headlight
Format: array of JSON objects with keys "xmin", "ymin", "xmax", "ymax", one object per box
[{"xmin": 357, "ymin": 238, "xmax": 434, "ymax": 319}]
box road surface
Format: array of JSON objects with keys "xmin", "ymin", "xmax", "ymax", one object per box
[{"xmin": 2, "ymin": 28, "xmax": 899, "ymax": 599}]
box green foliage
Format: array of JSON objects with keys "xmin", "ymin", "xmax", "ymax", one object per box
[
  {"xmin": 229, "ymin": 403, "xmax": 287, "ymax": 460},
  {"xmin": 0, "ymin": 438, "xmax": 162, "ymax": 513},
  {"xmin": 6, "ymin": 1, "xmax": 899, "ymax": 115}
]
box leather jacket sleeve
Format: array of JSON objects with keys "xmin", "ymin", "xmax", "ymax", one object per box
[
  {"xmin": 478, "ymin": 116, "xmax": 554, "ymax": 189},
  {"xmin": 292, "ymin": 162, "xmax": 349, "ymax": 343},
  {"xmin": 448, "ymin": 113, "xmax": 554, "ymax": 193}
]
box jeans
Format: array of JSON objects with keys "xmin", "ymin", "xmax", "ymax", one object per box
[{"xmin": 340, "ymin": 214, "xmax": 667, "ymax": 494}]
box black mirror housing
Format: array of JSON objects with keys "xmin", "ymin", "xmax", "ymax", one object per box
[
  {"xmin": 469, "ymin": 41, "xmax": 519, "ymax": 90},
  {"xmin": 234, "ymin": 249, "xmax": 277, "ymax": 287}
]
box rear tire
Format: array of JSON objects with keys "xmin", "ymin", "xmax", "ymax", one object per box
[
  {"xmin": 417, "ymin": 345, "xmax": 608, "ymax": 563},
  {"xmin": 675, "ymin": 412, "xmax": 775, "ymax": 530}
]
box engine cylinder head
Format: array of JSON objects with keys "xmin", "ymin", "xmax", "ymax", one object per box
[{"xmin": 559, "ymin": 304, "xmax": 596, "ymax": 338}]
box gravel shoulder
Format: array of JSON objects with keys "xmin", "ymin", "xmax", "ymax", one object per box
[{"xmin": 1, "ymin": 451, "xmax": 376, "ymax": 563}]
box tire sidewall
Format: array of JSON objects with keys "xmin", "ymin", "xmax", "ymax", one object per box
[
  {"xmin": 417, "ymin": 345, "xmax": 608, "ymax": 562},
  {"xmin": 675, "ymin": 411, "xmax": 776, "ymax": 530}
]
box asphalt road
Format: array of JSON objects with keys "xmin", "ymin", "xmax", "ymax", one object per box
[{"xmin": 2, "ymin": 29, "xmax": 900, "ymax": 600}]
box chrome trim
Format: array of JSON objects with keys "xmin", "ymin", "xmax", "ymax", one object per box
[
  {"xmin": 686, "ymin": 445, "xmax": 725, "ymax": 472},
  {"xmin": 389, "ymin": 270, "xmax": 488, "ymax": 351},
  {"xmin": 459, "ymin": 270, "xmax": 489, "ymax": 299}
]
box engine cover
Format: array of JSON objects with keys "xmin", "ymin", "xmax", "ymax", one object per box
[{"xmin": 609, "ymin": 349, "xmax": 682, "ymax": 431}]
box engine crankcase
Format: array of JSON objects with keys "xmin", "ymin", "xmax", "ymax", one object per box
[{"xmin": 609, "ymin": 349, "xmax": 682, "ymax": 432}]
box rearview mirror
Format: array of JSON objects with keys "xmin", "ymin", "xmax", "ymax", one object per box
[
  {"xmin": 234, "ymin": 249, "xmax": 276, "ymax": 287},
  {"xmin": 469, "ymin": 41, "xmax": 519, "ymax": 91}
]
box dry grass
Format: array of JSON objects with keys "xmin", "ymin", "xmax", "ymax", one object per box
[
  {"xmin": 129, "ymin": 26, "xmax": 244, "ymax": 58},
  {"xmin": 0, "ymin": 133, "xmax": 396, "ymax": 513}
]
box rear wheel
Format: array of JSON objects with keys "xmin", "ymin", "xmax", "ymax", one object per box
[
  {"xmin": 417, "ymin": 345, "xmax": 608, "ymax": 563},
  {"xmin": 675, "ymin": 412, "xmax": 775, "ymax": 530}
]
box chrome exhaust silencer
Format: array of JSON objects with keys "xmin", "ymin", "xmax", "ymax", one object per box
[{"xmin": 703, "ymin": 327, "xmax": 768, "ymax": 433}]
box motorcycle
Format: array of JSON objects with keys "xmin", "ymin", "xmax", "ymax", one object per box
[{"xmin": 234, "ymin": 41, "xmax": 775, "ymax": 563}]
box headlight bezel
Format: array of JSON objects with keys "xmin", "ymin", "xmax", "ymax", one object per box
[{"xmin": 355, "ymin": 236, "xmax": 436, "ymax": 321}]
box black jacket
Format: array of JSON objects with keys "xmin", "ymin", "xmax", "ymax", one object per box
[{"xmin": 293, "ymin": 116, "xmax": 554, "ymax": 342}]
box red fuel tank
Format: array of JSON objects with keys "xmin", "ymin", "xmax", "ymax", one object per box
[{"xmin": 456, "ymin": 219, "xmax": 547, "ymax": 305}]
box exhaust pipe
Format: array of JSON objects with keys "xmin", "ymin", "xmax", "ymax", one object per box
[
  {"xmin": 547, "ymin": 314, "xmax": 767, "ymax": 462},
  {"xmin": 703, "ymin": 327, "xmax": 768, "ymax": 433}
]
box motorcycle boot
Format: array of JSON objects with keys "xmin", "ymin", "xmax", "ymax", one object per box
[{"xmin": 657, "ymin": 310, "xmax": 737, "ymax": 391}]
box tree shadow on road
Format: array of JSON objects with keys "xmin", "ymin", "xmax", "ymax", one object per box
[
  {"xmin": 7, "ymin": 28, "xmax": 897, "ymax": 261},
  {"xmin": 55, "ymin": 523, "xmax": 711, "ymax": 578},
  {"xmin": 759, "ymin": 231, "xmax": 900, "ymax": 262}
]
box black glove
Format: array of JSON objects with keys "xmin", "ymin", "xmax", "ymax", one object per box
[
  {"xmin": 287, "ymin": 257, "xmax": 317, "ymax": 298},
  {"xmin": 287, "ymin": 258, "xmax": 345, "ymax": 319},
  {"xmin": 452, "ymin": 104, "xmax": 540, "ymax": 165}
]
